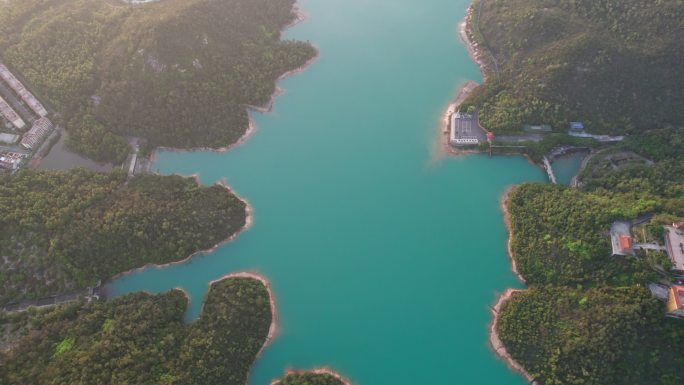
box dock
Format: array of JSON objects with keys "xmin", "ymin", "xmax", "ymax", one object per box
[{"xmin": 542, "ymin": 156, "xmax": 557, "ymax": 184}]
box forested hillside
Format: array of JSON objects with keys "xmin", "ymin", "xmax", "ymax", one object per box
[
  {"xmin": 0, "ymin": 170, "xmax": 246, "ymax": 303},
  {"xmin": 499, "ymin": 128, "xmax": 684, "ymax": 384},
  {"xmin": 0, "ymin": 0, "xmax": 316, "ymax": 162},
  {"xmin": 498, "ymin": 287, "xmax": 684, "ymax": 385},
  {"xmin": 463, "ymin": 0, "xmax": 684, "ymax": 134},
  {"xmin": 507, "ymin": 183, "xmax": 657, "ymax": 286},
  {"xmin": 0, "ymin": 277, "xmax": 271, "ymax": 385}
]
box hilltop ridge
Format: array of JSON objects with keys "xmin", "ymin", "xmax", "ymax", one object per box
[{"xmin": 463, "ymin": 0, "xmax": 684, "ymax": 135}]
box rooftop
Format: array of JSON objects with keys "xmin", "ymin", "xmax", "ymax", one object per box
[
  {"xmin": 665, "ymin": 225, "xmax": 684, "ymax": 271},
  {"xmin": 668, "ymin": 285, "xmax": 684, "ymax": 313},
  {"xmin": 569, "ymin": 121, "xmax": 584, "ymax": 130},
  {"xmin": 0, "ymin": 132, "xmax": 19, "ymax": 144},
  {"xmin": 610, "ymin": 221, "xmax": 635, "ymax": 256}
]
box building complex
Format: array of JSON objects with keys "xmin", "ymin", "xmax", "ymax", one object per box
[
  {"xmin": 0, "ymin": 94, "xmax": 26, "ymax": 130},
  {"xmin": 0, "ymin": 62, "xmax": 54, "ymax": 171},
  {"xmin": 665, "ymin": 222, "xmax": 684, "ymax": 272},
  {"xmin": 20, "ymin": 117, "xmax": 53, "ymax": 150},
  {"xmin": 450, "ymin": 111, "xmax": 480, "ymax": 146},
  {"xmin": 0, "ymin": 63, "xmax": 48, "ymax": 117}
]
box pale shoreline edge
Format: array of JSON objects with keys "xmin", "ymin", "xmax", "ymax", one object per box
[
  {"xmin": 204, "ymin": 274, "xmax": 355, "ymax": 385},
  {"xmin": 489, "ymin": 288, "xmax": 537, "ymax": 384},
  {"xmin": 459, "ymin": 5, "xmax": 489, "ymax": 82},
  {"xmin": 112, "ymin": 2, "xmax": 314, "ymax": 282},
  {"xmin": 458, "ymin": 2, "xmax": 537, "ymax": 382},
  {"xmin": 149, "ymin": 6, "xmax": 318, "ymax": 159},
  {"xmin": 439, "ymin": 80, "xmax": 480, "ymax": 157},
  {"xmin": 439, "ymin": 2, "xmax": 488, "ymax": 157},
  {"xmin": 501, "ymin": 186, "xmax": 526, "ymax": 283},
  {"xmin": 270, "ymin": 368, "xmax": 354, "ymax": 385},
  {"xmin": 206, "ymin": 272, "xmax": 279, "ymax": 385},
  {"xmin": 494, "ymin": 175, "xmax": 538, "ymax": 385},
  {"xmin": 103, "ymin": 177, "xmax": 253, "ymax": 287}
]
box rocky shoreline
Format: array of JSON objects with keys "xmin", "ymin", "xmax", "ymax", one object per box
[
  {"xmin": 500, "ymin": 186, "xmax": 526, "ymax": 283},
  {"xmin": 207, "ymin": 273, "xmax": 278, "ymax": 366},
  {"xmin": 439, "ymin": 2, "xmax": 492, "ymax": 157},
  {"xmin": 489, "ymin": 288, "xmax": 538, "ymax": 384},
  {"xmin": 150, "ymin": 7, "xmax": 318, "ymax": 160},
  {"xmin": 270, "ymin": 368, "xmax": 354, "ymax": 385},
  {"xmin": 101, "ymin": 178, "xmax": 254, "ymax": 296},
  {"xmin": 459, "ymin": 5, "xmax": 489, "ymax": 82},
  {"xmin": 439, "ymin": 80, "xmax": 480, "ymax": 155}
]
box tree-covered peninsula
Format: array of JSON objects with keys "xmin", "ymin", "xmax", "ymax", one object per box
[
  {"xmin": 274, "ymin": 372, "xmax": 348, "ymax": 385},
  {"xmin": 2, "ymin": 276, "xmax": 353, "ymax": 385},
  {"xmin": 1, "ymin": 277, "xmax": 271, "ymax": 385},
  {"xmin": 0, "ymin": 0, "xmax": 316, "ymax": 162},
  {"xmin": 463, "ymin": 0, "xmax": 684, "ymax": 134},
  {"xmin": 0, "ymin": 169, "xmax": 246, "ymax": 304},
  {"xmin": 497, "ymin": 127, "xmax": 684, "ymax": 384},
  {"xmin": 498, "ymin": 286, "xmax": 684, "ymax": 385}
]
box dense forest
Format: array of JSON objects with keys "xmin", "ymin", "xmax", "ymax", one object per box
[
  {"xmin": 499, "ymin": 128, "xmax": 684, "ymax": 383},
  {"xmin": 462, "ymin": 0, "xmax": 684, "ymax": 134},
  {"xmin": 0, "ymin": 277, "xmax": 272, "ymax": 385},
  {"xmin": 507, "ymin": 183, "xmax": 658, "ymax": 286},
  {"xmin": 0, "ymin": 169, "xmax": 246, "ymax": 304},
  {"xmin": 498, "ymin": 287, "xmax": 684, "ymax": 385},
  {"xmin": 0, "ymin": 0, "xmax": 316, "ymax": 162}
]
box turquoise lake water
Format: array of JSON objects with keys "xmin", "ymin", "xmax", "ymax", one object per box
[
  {"xmin": 109, "ymin": 0, "xmax": 547, "ymax": 384},
  {"xmin": 552, "ymin": 153, "xmax": 586, "ymax": 186}
]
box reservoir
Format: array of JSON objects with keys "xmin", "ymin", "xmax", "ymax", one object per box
[
  {"xmin": 109, "ymin": 0, "xmax": 546, "ymax": 384},
  {"xmin": 552, "ymin": 152, "xmax": 587, "ymax": 186}
]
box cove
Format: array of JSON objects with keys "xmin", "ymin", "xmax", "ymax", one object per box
[
  {"xmin": 552, "ymin": 152, "xmax": 586, "ymax": 186},
  {"xmin": 109, "ymin": 1, "xmax": 546, "ymax": 384}
]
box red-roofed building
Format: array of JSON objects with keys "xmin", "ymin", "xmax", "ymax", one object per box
[
  {"xmin": 619, "ymin": 235, "xmax": 633, "ymax": 252},
  {"xmin": 667, "ymin": 285, "xmax": 684, "ymax": 318},
  {"xmin": 610, "ymin": 221, "xmax": 635, "ymax": 256}
]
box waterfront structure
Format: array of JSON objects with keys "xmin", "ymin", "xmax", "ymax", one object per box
[
  {"xmin": 665, "ymin": 222, "xmax": 684, "ymax": 271},
  {"xmin": 450, "ymin": 111, "xmax": 480, "ymax": 146},
  {"xmin": 666, "ymin": 285, "xmax": 684, "ymax": 318},
  {"xmin": 0, "ymin": 95, "xmax": 26, "ymax": 130},
  {"xmin": 610, "ymin": 221, "xmax": 635, "ymax": 256},
  {"xmin": 20, "ymin": 117, "xmax": 53, "ymax": 150},
  {"xmin": 0, "ymin": 63, "xmax": 48, "ymax": 117}
]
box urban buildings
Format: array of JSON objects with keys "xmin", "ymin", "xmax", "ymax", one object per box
[
  {"xmin": 21, "ymin": 117, "xmax": 53, "ymax": 150},
  {"xmin": 0, "ymin": 63, "xmax": 48, "ymax": 117},
  {"xmin": 0, "ymin": 94, "xmax": 26, "ymax": 130}
]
